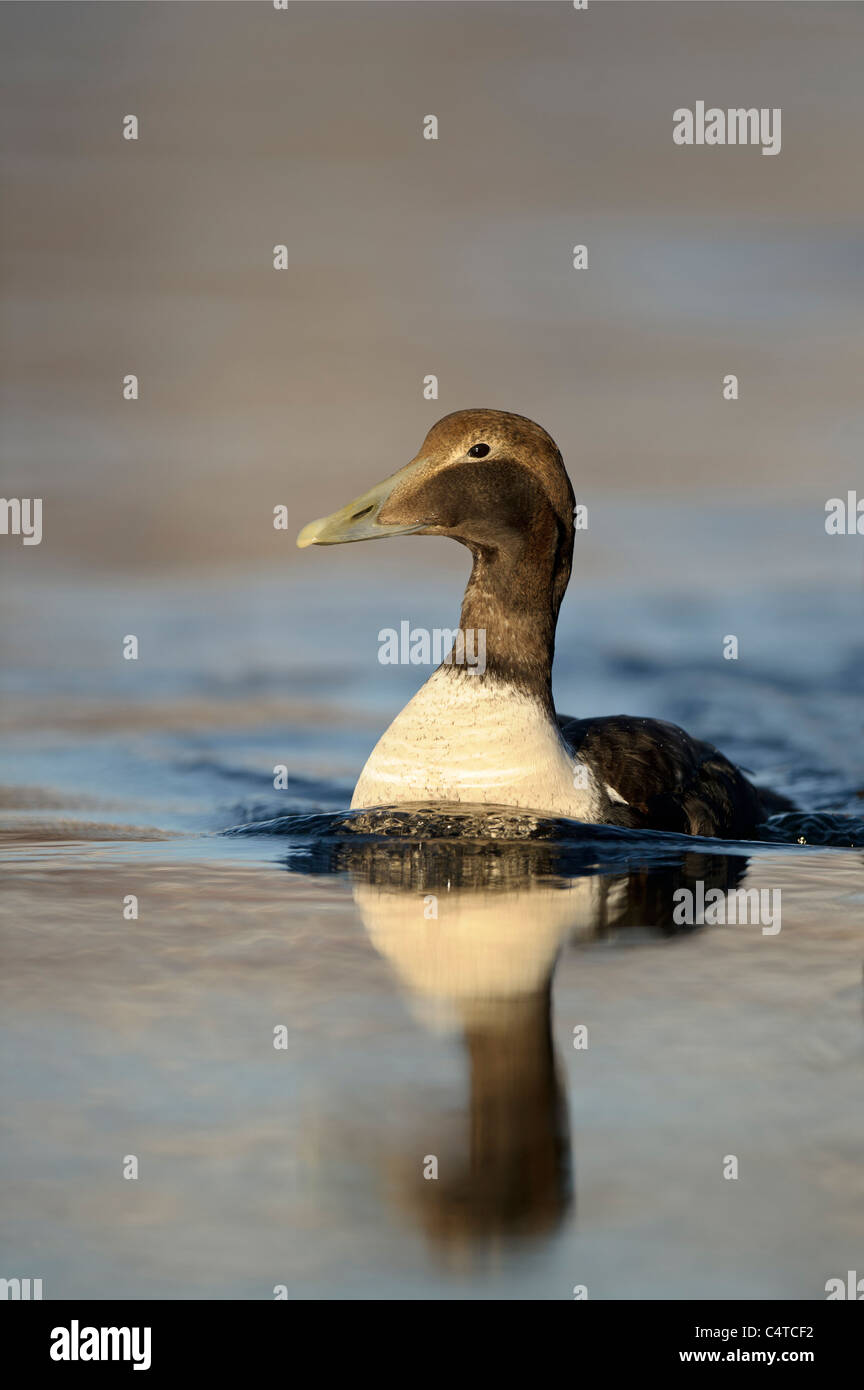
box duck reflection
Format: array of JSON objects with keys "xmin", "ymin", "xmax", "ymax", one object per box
[
  {"xmin": 352, "ymin": 846, "xmax": 582, "ymax": 1245},
  {"xmin": 286, "ymin": 815, "xmax": 748, "ymax": 1252}
]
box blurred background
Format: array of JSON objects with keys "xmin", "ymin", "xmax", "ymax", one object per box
[{"xmin": 1, "ymin": 0, "xmax": 863, "ymax": 561}]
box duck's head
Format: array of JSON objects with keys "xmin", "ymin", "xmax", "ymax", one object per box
[
  {"xmin": 297, "ymin": 409, "xmax": 576, "ymax": 690},
  {"xmin": 297, "ymin": 407, "xmax": 574, "ymax": 569}
]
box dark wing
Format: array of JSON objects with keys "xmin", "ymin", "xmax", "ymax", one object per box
[{"xmin": 557, "ymin": 713, "xmax": 776, "ymax": 838}]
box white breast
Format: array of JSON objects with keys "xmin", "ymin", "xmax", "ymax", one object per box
[{"xmin": 351, "ymin": 668, "xmax": 613, "ymax": 821}]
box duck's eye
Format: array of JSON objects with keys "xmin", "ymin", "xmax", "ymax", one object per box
[{"xmin": 467, "ymin": 443, "xmax": 490, "ymax": 458}]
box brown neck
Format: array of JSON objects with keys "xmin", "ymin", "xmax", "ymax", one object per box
[
  {"xmin": 463, "ymin": 985, "xmax": 571, "ymax": 1232},
  {"xmin": 454, "ymin": 504, "xmax": 573, "ymax": 705}
]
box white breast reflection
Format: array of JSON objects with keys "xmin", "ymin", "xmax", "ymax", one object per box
[{"xmin": 321, "ymin": 827, "xmax": 747, "ymax": 1253}]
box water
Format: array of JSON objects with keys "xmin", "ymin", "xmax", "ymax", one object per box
[{"xmin": 2, "ymin": 522, "xmax": 863, "ymax": 1300}]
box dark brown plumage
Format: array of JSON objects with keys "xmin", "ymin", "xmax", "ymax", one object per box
[{"xmin": 558, "ymin": 713, "xmax": 793, "ymax": 837}]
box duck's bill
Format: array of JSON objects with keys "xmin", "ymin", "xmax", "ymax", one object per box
[{"xmin": 296, "ymin": 468, "xmax": 425, "ymax": 547}]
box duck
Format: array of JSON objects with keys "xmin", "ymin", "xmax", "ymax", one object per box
[{"xmin": 297, "ymin": 408, "xmax": 792, "ymax": 838}]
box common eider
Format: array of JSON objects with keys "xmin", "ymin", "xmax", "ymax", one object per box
[{"xmin": 297, "ymin": 409, "xmax": 791, "ymax": 837}]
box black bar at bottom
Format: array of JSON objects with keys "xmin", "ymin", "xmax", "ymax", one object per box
[{"xmin": 7, "ymin": 1299, "xmax": 861, "ymax": 1374}]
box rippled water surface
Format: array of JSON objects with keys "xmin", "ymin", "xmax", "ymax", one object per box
[{"xmin": 1, "ymin": 541, "xmax": 863, "ymax": 1299}]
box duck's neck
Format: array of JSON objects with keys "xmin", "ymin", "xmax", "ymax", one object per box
[{"xmin": 453, "ymin": 509, "xmax": 572, "ymax": 709}]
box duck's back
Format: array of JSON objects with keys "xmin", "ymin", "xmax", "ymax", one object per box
[{"xmin": 557, "ymin": 712, "xmax": 791, "ymax": 838}]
